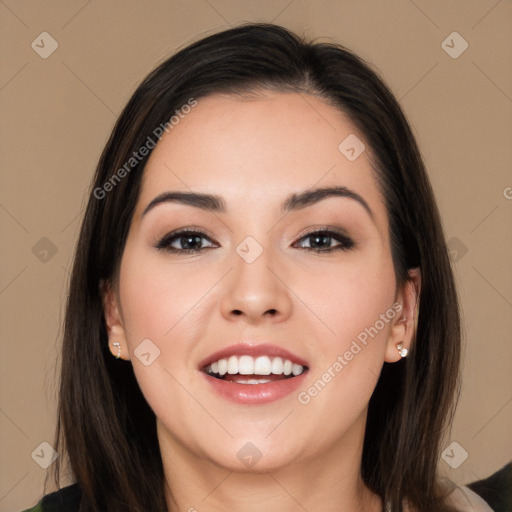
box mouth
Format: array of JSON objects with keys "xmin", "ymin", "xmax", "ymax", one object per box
[
  {"xmin": 198, "ymin": 343, "xmax": 310, "ymax": 403},
  {"xmin": 202, "ymin": 355, "xmax": 308, "ymax": 384}
]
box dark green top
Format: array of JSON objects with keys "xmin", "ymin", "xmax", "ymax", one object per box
[
  {"xmin": 467, "ymin": 462, "xmax": 512, "ymax": 512},
  {"xmin": 20, "ymin": 483, "xmax": 81, "ymax": 512}
]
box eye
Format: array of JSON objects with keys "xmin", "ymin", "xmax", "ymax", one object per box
[
  {"xmin": 154, "ymin": 227, "xmax": 355, "ymax": 255},
  {"xmin": 293, "ymin": 229, "xmax": 355, "ymax": 253},
  {"xmin": 155, "ymin": 229, "xmax": 217, "ymax": 253}
]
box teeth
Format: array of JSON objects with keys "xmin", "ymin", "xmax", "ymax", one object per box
[
  {"xmin": 292, "ymin": 363, "xmax": 303, "ymax": 376},
  {"xmin": 236, "ymin": 378, "xmax": 273, "ymax": 384},
  {"xmin": 227, "ymin": 355, "xmax": 238, "ymax": 374},
  {"xmin": 205, "ymin": 355, "xmax": 305, "ymax": 376},
  {"xmin": 218, "ymin": 358, "xmax": 228, "ymax": 376},
  {"xmin": 254, "ymin": 356, "xmax": 271, "ymax": 375},
  {"xmin": 271, "ymin": 357, "xmax": 283, "ymax": 374},
  {"xmin": 238, "ymin": 355, "xmax": 254, "ymax": 375}
]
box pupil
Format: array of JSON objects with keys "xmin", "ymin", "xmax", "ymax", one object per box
[
  {"xmin": 311, "ymin": 234, "xmax": 329, "ymax": 248},
  {"xmin": 182, "ymin": 235, "xmax": 201, "ymax": 250}
]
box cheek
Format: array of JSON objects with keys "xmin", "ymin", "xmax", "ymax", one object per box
[
  {"xmin": 295, "ymin": 249, "xmax": 396, "ymax": 404},
  {"xmin": 300, "ymin": 250, "xmax": 396, "ymax": 348},
  {"xmin": 118, "ymin": 247, "xmax": 214, "ymax": 347},
  {"xmin": 117, "ymin": 248, "xmax": 213, "ymax": 426}
]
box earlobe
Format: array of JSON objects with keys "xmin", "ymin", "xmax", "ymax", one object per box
[
  {"xmin": 100, "ymin": 279, "xmax": 130, "ymax": 361},
  {"xmin": 384, "ymin": 268, "xmax": 421, "ymax": 363}
]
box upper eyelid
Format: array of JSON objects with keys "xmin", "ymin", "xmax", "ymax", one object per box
[
  {"xmin": 160, "ymin": 226, "xmax": 348, "ymax": 238},
  {"xmin": 293, "ymin": 225, "xmax": 351, "ymax": 240}
]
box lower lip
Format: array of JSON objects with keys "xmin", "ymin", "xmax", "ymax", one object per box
[{"xmin": 201, "ymin": 371, "xmax": 309, "ymax": 405}]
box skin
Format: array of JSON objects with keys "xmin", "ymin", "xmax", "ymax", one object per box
[{"xmin": 102, "ymin": 91, "xmax": 421, "ymax": 512}]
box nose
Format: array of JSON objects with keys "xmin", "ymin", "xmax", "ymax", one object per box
[{"xmin": 219, "ymin": 242, "xmax": 293, "ymax": 325}]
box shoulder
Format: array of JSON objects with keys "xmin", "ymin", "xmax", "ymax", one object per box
[
  {"xmin": 18, "ymin": 483, "xmax": 82, "ymax": 512},
  {"xmin": 444, "ymin": 485, "xmax": 495, "ymax": 512}
]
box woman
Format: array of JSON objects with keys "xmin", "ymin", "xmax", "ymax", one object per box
[{"xmin": 21, "ymin": 23, "xmax": 494, "ymax": 512}]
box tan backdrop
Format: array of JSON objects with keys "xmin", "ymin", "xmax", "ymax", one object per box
[{"xmin": 1, "ymin": 1, "xmax": 511, "ymax": 510}]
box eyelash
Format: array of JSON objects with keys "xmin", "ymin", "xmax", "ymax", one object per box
[{"xmin": 154, "ymin": 228, "xmax": 355, "ymax": 254}]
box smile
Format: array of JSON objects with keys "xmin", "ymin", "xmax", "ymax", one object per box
[{"xmin": 198, "ymin": 343, "xmax": 310, "ymax": 404}]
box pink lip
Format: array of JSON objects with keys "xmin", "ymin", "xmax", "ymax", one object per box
[
  {"xmin": 197, "ymin": 343, "xmax": 309, "ymax": 370},
  {"xmin": 200, "ymin": 369, "xmax": 309, "ymax": 404}
]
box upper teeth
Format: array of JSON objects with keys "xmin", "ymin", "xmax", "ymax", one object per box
[{"xmin": 205, "ymin": 355, "xmax": 305, "ymax": 376}]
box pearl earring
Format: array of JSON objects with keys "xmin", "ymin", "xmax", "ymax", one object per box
[
  {"xmin": 397, "ymin": 343, "xmax": 408, "ymax": 358},
  {"xmin": 112, "ymin": 341, "xmax": 121, "ymax": 359}
]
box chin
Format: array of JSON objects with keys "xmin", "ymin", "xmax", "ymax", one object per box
[{"xmin": 200, "ymin": 436, "xmax": 306, "ymax": 474}]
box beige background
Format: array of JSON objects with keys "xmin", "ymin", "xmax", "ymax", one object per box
[{"xmin": 1, "ymin": 1, "xmax": 511, "ymax": 510}]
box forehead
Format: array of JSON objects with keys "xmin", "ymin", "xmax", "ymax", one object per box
[{"xmin": 136, "ymin": 91, "xmax": 387, "ymax": 228}]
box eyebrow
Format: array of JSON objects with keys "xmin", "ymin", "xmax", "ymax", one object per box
[{"xmin": 142, "ymin": 185, "xmax": 375, "ymax": 221}]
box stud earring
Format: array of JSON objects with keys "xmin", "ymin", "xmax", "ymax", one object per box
[
  {"xmin": 397, "ymin": 343, "xmax": 408, "ymax": 358},
  {"xmin": 112, "ymin": 341, "xmax": 121, "ymax": 359}
]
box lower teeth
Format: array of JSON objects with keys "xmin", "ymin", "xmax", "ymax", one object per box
[
  {"xmin": 236, "ymin": 378, "xmax": 272, "ymax": 384},
  {"xmin": 209, "ymin": 373, "xmax": 294, "ymax": 383}
]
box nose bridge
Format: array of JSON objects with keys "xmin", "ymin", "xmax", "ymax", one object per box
[{"xmin": 219, "ymin": 231, "xmax": 292, "ymax": 322}]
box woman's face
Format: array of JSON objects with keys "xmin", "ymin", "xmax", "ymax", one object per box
[{"xmin": 104, "ymin": 91, "xmax": 413, "ymax": 473}]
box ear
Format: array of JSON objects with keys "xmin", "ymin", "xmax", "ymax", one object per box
[
  {"xmin": 100, "ymin": 279, "xmax": 130, "ymax": 361},
  {"xmin": 384, "ymin": 267, "xmax": 421, "ymax": 363}
]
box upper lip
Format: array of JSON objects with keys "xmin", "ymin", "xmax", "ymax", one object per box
[{"xmin": 198, "ymin": 343, "xmax": 309, "ymax": 370}]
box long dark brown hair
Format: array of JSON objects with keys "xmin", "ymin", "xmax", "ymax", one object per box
[{"xmin": 46, "ymin": 22, "xmax": 461, "ymax": 511}]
